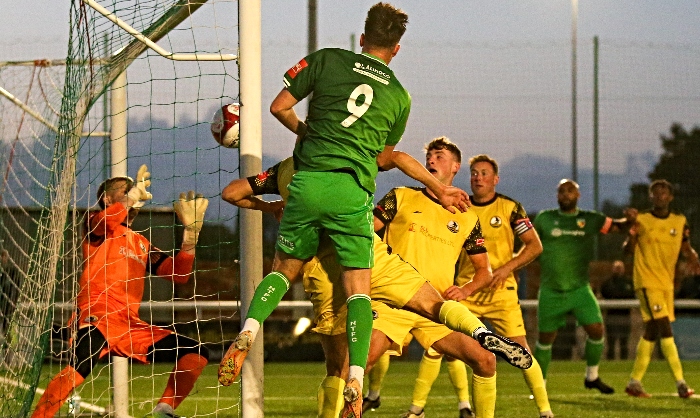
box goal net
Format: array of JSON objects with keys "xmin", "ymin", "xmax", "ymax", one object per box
[{"xmin": 0, "ymin": 1, "xmax": 243, "ymax": 416}]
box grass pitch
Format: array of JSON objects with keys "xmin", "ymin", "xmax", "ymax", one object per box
[{"xmin": 35, "ymin": 359, "xmax": 699, "ymax": 417}]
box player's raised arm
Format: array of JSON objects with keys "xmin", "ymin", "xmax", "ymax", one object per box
[
  {"xmin": 376, "ymin": 148, "xmax": 470, "ymax": 213},
  {"xmin": 174, "ymin": 190, "xmax": 209, "ymax": 254}
]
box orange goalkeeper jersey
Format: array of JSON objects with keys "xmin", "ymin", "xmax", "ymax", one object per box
[{"xmin": 73, "ymin": 202, "xmax": 194, "ymax": 361}]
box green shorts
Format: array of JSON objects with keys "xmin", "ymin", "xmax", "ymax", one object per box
[
  {"xmin": 276, "ymin": 170, "xmax": 375, "ymax": 268},
  {"xmin": 537, "ymin": 284, "xmax": 603, "ymax": 333}
]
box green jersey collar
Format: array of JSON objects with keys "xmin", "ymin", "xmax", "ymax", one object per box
[
  {"xmin": 361, "ymin": 52, "xmax": 390, "ymax": 68},
  {"xmin": 557, "ymin": 208, "xmax": 580, "ymax": 217}
]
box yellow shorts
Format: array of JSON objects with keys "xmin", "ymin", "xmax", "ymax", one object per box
[
  {"xmin": 372, "ymin": 302, "xmax": 452, "ymax": 356},
  {"xmin": 463, "ymin": 287, "xmax": 526, "ymax": 337},
  {"xmin": 636, "ymin": 288, "xmax": 675, "ymax": 322},
  {"xmin": 303, "ymin": 235, "xmax": 427, "ymax": 336}
]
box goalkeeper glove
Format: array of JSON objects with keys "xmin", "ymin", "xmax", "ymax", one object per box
[
  {"xmin": 127, "ymin": 164, "xmax": 153, "ymax": 208},
  {"xmin": 174, "ymin": 190, "xmax": 209, "ymax": 247}
]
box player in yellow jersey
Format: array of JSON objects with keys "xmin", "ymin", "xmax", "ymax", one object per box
[
  {"xmin": 398, "ymin": 154, "xmax": 553, "ymax": 418},
  {"xmin": 221, "ymin": 156, "xmax": 532, "ymax": 418},
  {"xmin": 369, "ymin": 139, "xmax": 531, "ymax": 418},
  {"xmin": 623, "ymin": 180, "xmax": 700, "ymax": 399}
]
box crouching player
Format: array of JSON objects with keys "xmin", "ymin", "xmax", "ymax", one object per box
[{"xmin": 32, "ymin": 166, "xmax": 209, "ymax": 418}]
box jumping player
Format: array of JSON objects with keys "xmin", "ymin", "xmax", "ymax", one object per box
[{"xmin": 219, "ymin": 4, "xmax": 469, "ymax": 417}]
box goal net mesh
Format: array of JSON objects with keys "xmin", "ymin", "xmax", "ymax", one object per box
[{"xmin": 0, "ymin": 1, "xmax": 241, "ymax": 416}]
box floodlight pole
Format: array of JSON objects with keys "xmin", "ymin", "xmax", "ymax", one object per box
[{"xmin": 571, "ymin": 0, "xmax": 578, "ymax": 182}]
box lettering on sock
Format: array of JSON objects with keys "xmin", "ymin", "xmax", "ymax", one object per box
[
  {"xmin": 349, "ymin": 320, "xmax": 358, "ymax": 342},
  {"xmin": 260, "ymin": 285, "xmax": 276, "ymax": 302}
]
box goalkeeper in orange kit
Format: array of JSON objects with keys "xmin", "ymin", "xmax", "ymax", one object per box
[{"xmin": 32, "ymin": 166, "xmax": 209, "ymax": 418}]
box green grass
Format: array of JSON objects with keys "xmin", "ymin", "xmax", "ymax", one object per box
[{"xmin": 34, "ymin": 359, "xmax": 700, "ymax": 417}]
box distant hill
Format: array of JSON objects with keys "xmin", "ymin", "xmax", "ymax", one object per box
[{"xmin": 374, "ymin": 152, "xmax": 657, "ymax": 216}]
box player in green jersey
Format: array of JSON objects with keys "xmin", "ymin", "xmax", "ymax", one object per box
[
  {"xmin": 533, "ymin": 179, "xmax": 634, "ymax": 395},
  {"xmin": 218, "ymin": 4, "xmax": 469, "ymax": 418}
]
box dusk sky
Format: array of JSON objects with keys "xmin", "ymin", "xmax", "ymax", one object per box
[{"xmin": 2, "ymin": 1, "xmax": 700, "ymax": 209}]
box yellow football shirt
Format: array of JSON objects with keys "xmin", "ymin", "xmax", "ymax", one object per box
[
  {"xmin": 633, "ymin": 210, "xmax": 689, "ymax": 291},
  {"xmin": 456, "ymin": 194, "xmax": 532, "ymax": 293},
  {"xmin": 374, "ymin": 187, "xmax": 486, "ymax": 292}
]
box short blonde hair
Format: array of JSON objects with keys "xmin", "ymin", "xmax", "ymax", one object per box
[{"xmin": 468, "ymin": 154, "xmax": 499, "ymax": 174}]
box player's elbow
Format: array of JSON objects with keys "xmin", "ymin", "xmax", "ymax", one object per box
[
  {"xmin": 531, "ymin": 241, "xmax": 543, "ymax": 257},
  {"xmin": 269, "ymin": 100, "xmax": 286, "ymax": 119},
  {"xmin": 376, "ymin": 153, "xmax": 395, "ymax": 171},
  {"xmin": 221, "ymin": 179, "xmax": 250, "ymax": 206}
]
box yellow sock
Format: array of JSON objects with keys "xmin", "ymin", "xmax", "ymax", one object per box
[
  {"xmin": 439, "ymin": 300, "xmax": 486, "ymax": 336},
  {"xmin": 659, "ymin": 337, "xmax": 684, "ymax": 382},
  {"xmin": 368, "ymin": 352, "xmax": 391, "ymax": 393},
  {"xmin": 317, "ymin": 376, "xmax": 344, "ymax": 418},
  {"xmin": 411, "ymin": 352, "xmax": 443, "ymax": 409},
  {"xmin": 447, "ymin": 359, "xmax": 470, "ymax": 405},
  {"xmin": 522, "ymin": 358, "xmax": 551, "ymax": 413},
  {"xmin": 630, "ymin": 338, "xmax": 655, "ymax": 382},
  {"xmin": 472, "ymin": 373, "xmax": 496, "ymax": 418}
]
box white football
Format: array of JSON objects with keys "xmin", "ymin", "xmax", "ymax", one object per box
[{"xmin": 211, "ymin": 103, "xmax": 241, "ymax": 148}]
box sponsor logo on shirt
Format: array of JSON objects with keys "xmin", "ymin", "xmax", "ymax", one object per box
[
  {"xmin": 407, "ymin": 223, "xmax": 455, "ymax": 247},
  {"xmin": 277, "ymin": 234, "xmax": 295, "ymax": 251},
  {"xmin": 353, "ymin": 62, "xmax": 390, "ymax": 85},
  {"xmin": 490, "ymin": 216, "xmax": 502, "ymax": 228},
  {"xmin": 550, "ymin": 227, "xmax": 585, "ymax": 237},
  {"xmin": 139, "ymin": 242, "xmax": 147, "ymax": 253},
  {"xmin": 286, "ymin": 58, "xmax": 308, "ymax": 79},
  {"xmin": 118, "ymin": 246, "xmax": 146, "ymax": 267},
  {"xmin": 446, "ymin": 220, "xmax": 460, "ymax": 233},
  {"xmin": 670, "ymin": 228, "xmax": 677, "ymax": 236}
]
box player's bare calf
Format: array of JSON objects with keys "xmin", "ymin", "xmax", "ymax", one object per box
[{"xmin": 218, "ymin": 331, "xmax": 253, "ymax": 386}]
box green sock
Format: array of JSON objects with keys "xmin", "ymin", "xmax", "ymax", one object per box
[
  {"xmin": 246, "ymin": 272, "xmax": 290, "ymax": 323},
  {"xmin": 534, "ymin": 342, "xmax": 553, "ymax": 379},
  {"xmin": 585, "ymin": 337, "xmax": 605, "ymax": 367},
  {"xmin": 346, "ymin": 294, "xmax": 372, "ymax": 369}
]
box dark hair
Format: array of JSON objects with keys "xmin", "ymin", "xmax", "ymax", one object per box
[
  {"xmin": 424, "ymin": 136, "xmax": 461, "ymax": 163},
  {"xmin": 649, "ymin": 179, "xmax": 674, "ymax": 194},
  {"xmin": 96, "ymin": 177, "xmax": 133, "ymax": 209},
  {"xmin": 468, "ymin": 154, "xmax": 498, "ymax": 174},
  {"xmin": 364, "ymin": 2, "xmax": 408, "ymax": 49}
]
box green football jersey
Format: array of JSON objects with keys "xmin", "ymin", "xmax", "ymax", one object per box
[
  {"xmin": 283, "ymin": 48, "xmax": 411, "ymax": 193},
  {"xmin": 534, "ymin": 208, "xmax": 611, "ymax": 292}
]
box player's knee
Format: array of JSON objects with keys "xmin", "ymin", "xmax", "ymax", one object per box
[
  {"xmin": 467, "ymin": 350, "xmax": 495, "ymax": 377},
  {"xmin": 473, "ymin": 352, "xmax": 496, "ymax": 377}
]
